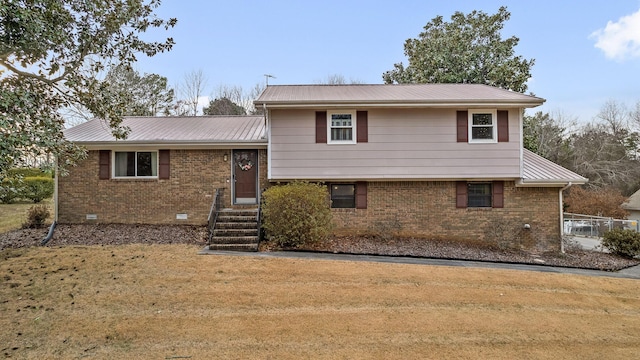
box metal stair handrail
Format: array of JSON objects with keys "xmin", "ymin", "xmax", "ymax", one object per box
[{"xmin": 207, "ymin": 188, "xmax": 222, "ymax": 245}]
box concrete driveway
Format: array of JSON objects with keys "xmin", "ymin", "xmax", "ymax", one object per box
[{"xmin": 569, "ymin": 235, "xmax": 605, "ymax": 252}]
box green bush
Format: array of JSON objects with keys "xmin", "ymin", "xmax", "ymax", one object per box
[
  {"xmin": 0, "ymin": 178, "xmax": 21, "ymax": 204},
  {"xmin": 601, "ymin": 228, "xmax": 640, "ymax": 258},
  {"xmin": 262, "ymin": 182, "xmax": 333, "ymax": 248},
  {"xmin": 7, "ymin": 167, "xmax": 53, "ymax": 178},
  {"xmin": 22, "ymin": 177, "xmax": 54, "ymax": 203},
  {"xmin": 22, "ymin": 204, "xmax": 51, "ymax": 229}
]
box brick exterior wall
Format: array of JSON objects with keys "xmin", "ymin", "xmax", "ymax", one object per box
[
  {"xmin": 331, "ymin": 181, "xmax": 561, "ymax": 252},
  {"xmin": 60, "ymin": 151, "xmax": 560, "ymax": 251},
  {"xmin": 58, "ymin": 149, "xmax": 268, "ymax": 225}
]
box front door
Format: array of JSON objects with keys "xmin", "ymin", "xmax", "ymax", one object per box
[{"xmin": 233, "ymin": 150, "xmax": 258, "ymax": 204}]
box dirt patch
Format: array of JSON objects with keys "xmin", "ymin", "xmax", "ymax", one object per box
[
  {"xmin": 296, "ymin": 235, "xmax": 640, "ymax": 271},
  {"xmin": 1, "ymin": 224, "xmax": 637, "ymax": 271},
  {"xmin": 0, "ymin": 224, "xmax": 207, "ymax": 249}
]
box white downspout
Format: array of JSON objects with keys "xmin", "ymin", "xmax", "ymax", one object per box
[
  {"xmin": 559, "ymin": 182, "xmax": 572, "ymax": 253},
  {"xmin": 264, "ymin": 104, "xmax": 271, "ymax": 181},
  {"xmin": 54, "ymin": 156, "xmax": 59, "ymax": 222}
]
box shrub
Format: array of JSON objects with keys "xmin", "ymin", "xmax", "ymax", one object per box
[
  {"xmin": 564, "ymin": 186, "xmax": 628, "ymax": 219},
  {"xmin": 0, "ymin": 178, "xmax": 21, "ymax": 204},
  {"xmin": 262, "ymin": 182, "xmax": 333, "ymax": 248},
  {"xmin": 22, "ymin": 204, "xmax": 51, "ymax": 229},
  {"xmin": 601, "ymin": 228, "xmax": 640, "ymax": 258},
  {"xmin": 22, "ymin": 177, "xmax": 54, "ymax": 203},
  {"xmin": 484, "ymin": 219, "xmax": 525, "ymax": 250},
  {"xmin": 7, "ymin": 167, "xmax": 53, "ymax": 178}
]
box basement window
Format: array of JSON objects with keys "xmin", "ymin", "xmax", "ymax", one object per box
[
  {"xmin": 331, "ymin": 184, "xmax": 356, "ymax": 208},
  {"xmin": 467, "ymin": 183, "xmax": 492, "ymax": 208}
]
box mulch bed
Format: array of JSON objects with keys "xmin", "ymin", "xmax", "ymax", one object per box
[{"xmin": 1, "ymin": 224, "xmax": 638, "ymax": 271}]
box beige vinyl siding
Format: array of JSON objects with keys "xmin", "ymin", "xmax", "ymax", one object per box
[{"xmin": 269, "ymin": 108, "xmax": 521, "ymax": 180}]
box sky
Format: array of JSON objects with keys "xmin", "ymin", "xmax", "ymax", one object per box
[{"xmin": 135, "ymin": 0, "xmax": 640, "ymax": 122}]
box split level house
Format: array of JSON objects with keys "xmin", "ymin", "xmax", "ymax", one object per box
[{"xmin": 59, "ymin": 84, "xmax": 587, "ymax": 251}]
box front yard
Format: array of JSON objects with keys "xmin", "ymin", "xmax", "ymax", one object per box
[{"xmin": 2, "ymin": 244, "xmax": 640, "ymax": 359}]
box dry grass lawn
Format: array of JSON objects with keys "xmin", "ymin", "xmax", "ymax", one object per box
[
  {"xmin": 0, "ymin": 199, "xmax": 53, "ymax": 233},
  {"xmin": 2, "ymin": 244, "xmax": 640, "ymax": 359}
]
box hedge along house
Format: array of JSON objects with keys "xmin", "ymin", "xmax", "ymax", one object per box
[
  {"xmin": 253, "ymin": 84, "xmax": 587, "ymax": 251},
  {"xmin": 59, "ymin": 84, "xmax": 587, "ymax": 251},
  {"xmin": 59, "ymin": 116, "xmax": 268, "ymax": 225}
]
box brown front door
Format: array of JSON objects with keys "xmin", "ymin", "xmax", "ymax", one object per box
[{"xmin": 233, "ymin": 150, "xmax": 258, "ymax": 204}]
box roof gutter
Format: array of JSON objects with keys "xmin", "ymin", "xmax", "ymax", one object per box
[
  {"xmin": 515, "ymin": 179, "xmax": 587, "ymax": 187},
  {"xmin": 78, "ymin": 141, "xmax": 268, "ymax": 150}
]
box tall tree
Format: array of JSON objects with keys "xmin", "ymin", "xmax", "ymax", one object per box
[
  {"xmin": 523, "ymin": 111, "xmax": 575, "ymax": 166},
  {"xmin": 203, "ymin": 97, "xmax": 246, "ymax": 115},
  {"xmin": 597, "ymin": 100, "xmax": 630, "ymax": 140},
  {"xmin": 104, "ymin": 65, "xmax": 175, "ymax": 116},
  {"xmin": 631, "ymin": 100, "xmax": 640, "ymax": 130},
  {"xmin": 0, "ymin": 0, "xmax": 176, "ymax": 176},
  {"xmin": 247, "ymin": 82, "xmax": 266, "ymax": 115},
  {"xmin": 210, "ymin": 83, "xmax": 266, "ymax": 115},
  {"xmin": 175, "ymin": 69, "xmax": 208, "ymax": 116},
  {"xmin": 568, "ymin": 122, "xmax": 640, "ymax": 194},
  {"xmin": 382, "ymin": 6, "xmax": 534, "ymax": 93},
  {"xmin": 314, "ymin": 74, "xmax": 364, "ymax": 85}
]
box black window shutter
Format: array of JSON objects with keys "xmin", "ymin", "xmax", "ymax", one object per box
[
  {"xmin": 456, "ymin": 181, "xmax": 467, "ymax": 208},
  {"xmin": 356, "ymin": 111, "xmax": 368, "ymax": 143},
  {"xmin": 492, "ymin": 181, "xmax": 504, "ymax": 208},
  {"xmin": 99, "ymin": 150, "xmax": 110, "ymax": 180},
  {"xmin": 355, "ymin": 182, "xmax": 367, "ymax": 209},
  {"xmin": 457, "ymin": 111, "xmax": 468, "ymax": 142},
  {"xmin": 497, "ymin": 110, "xmax": 509, "ymax": 142},
  {"xmin": 316, "ymin": 111, "xmax": 327, "ymax": 143},
  {"xmin": 159, "ymin": 150, "xmax": 170, "ymax": 179}
]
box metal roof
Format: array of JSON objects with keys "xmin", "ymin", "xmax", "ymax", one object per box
[
  {"xmin": 522, "ymin": 149, "xmax": 588, "ymax": 185},
  {"xmin": 622, "ymin": 189, "xmax": 640, "ymax": 211},
  {"xmin": 255, "ymin": 84, "xmax": 545, "ymax": 108},
  {"xmin": 64, "ymin": 116, "xmax": 267, "ymax": 145}
]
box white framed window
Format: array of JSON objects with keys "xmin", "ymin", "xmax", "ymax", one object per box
[
  {"xmin": 468, "ymin": 109, "xmax": 497, "ymax": 143},
  {"xmin": 328, "ymin": 110, "xmax": 356, "ymax": 144},
  {"xmin": 113, "ymin": 151, "xmax": 158, "ymax": 178}
]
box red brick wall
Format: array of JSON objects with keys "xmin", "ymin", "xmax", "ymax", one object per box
[
  {"xmin": 58, "ymin": 149, "xmax": 268, "ymax": 224},
  {"xmin": 330, "ymin": 181, "xmax": 561, "ymax": 251}
]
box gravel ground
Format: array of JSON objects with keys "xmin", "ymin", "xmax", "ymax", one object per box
[{"xmin": 1, "ymin": 224, "xmax": 638, "ymax": 271}]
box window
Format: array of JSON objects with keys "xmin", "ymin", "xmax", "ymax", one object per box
[
  {"xmin": 114, "ymin": 151, "xmax": 158, "ymax": 178},
  {"xmin": 468, "ymin": 109, "xmax": 497, "ymax": 143},
  {"xmin": 467, "ymin": 183, "xmax": 492, "ymax": 208},
  {"xmin": 328, "ymin": 111, "xmax": 356, "ymax": 144},
  {"xmin": 331, "ymin": 184, "xmax": 355, "ymax": 208},
  {"xmin": 457, "ymin": 181, "xmax": 504, "ymax": 209}
]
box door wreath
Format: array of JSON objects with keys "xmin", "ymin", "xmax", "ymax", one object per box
[{"xmin": 235, "ymin": 153, "xmax": 254, "ymax": 171}]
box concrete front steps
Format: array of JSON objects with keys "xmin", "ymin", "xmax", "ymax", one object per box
[{"xmin": 208, "ymin": 209, "xmax": 260, "ymax": 251}]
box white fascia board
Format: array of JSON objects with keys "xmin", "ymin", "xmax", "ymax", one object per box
[{"xmin": 259, "ymin": 101, "xmax": 545, "ymax": 109}]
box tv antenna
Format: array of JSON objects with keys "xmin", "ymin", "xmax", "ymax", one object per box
[{"xmin": 264, "ymin": 74, "xmax": 276, "ymax": 86}]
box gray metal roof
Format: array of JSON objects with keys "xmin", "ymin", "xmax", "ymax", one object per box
[
  {"xmin": 522, "ymin": 149, "xmax": 588, "ymax": 185},
  {"xmin": 622, "ymin": 189, "xmax": 640, "ymax": 210},
  {"xmin": 64, "ymin": 116, "xmax": 267, "ymax": 145},
  {"xmin": 255, "ymin": 84, "xmax": 545, "ymax": 108}
]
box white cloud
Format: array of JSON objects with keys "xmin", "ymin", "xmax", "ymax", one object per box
[{"xmin": 590, "ymin": 8, "xmax": 640, "ymax": 61}]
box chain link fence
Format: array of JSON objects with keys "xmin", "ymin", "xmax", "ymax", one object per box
[{"xmin": 564, "ymin": 213, "xmax": 639, "ymax": 238}]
